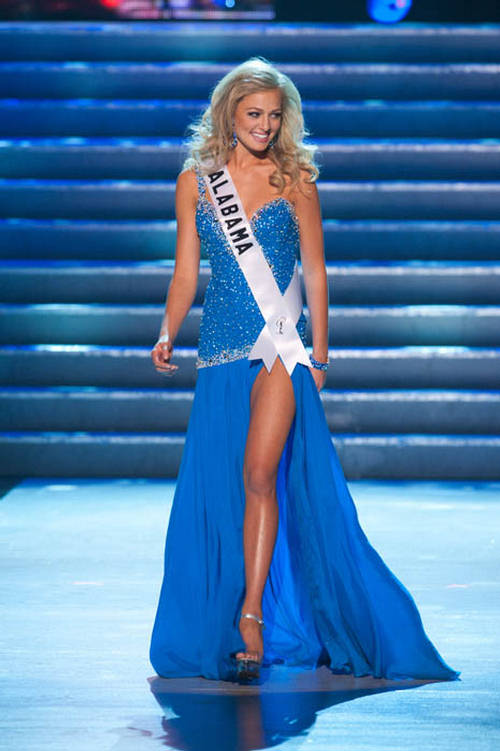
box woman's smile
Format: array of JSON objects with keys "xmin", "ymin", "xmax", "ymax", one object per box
[{"xmin": 250, "ymin": 131, "xmax": 270, "ymax": 144}]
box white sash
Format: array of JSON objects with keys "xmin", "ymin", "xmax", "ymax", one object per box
[{"xmin": 203, "ymin": 165, "xmax": 310, "ymax": 376}]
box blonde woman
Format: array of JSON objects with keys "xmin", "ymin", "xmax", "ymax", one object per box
[{"xmin": 149, "ymin": 58, "xmax": 459, "ymax": 684}]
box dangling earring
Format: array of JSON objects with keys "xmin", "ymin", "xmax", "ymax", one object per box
[
  {"xmin": 268, "ymin": 136, "xmax": 276, "ymax": 149},
  {"xmin": 231, "ymin": 130, "xmax": 237, "ymax": 148}
]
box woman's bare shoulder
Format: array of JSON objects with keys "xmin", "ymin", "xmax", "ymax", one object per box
[
  {"xmin": 175, "ymin": 167, "xmax": 200, "ymax": 206},
  {"xmin": 177, "ymin": 166, "xmax": 199, "ymax": 188},
  {"xmin": 288, "ymin": 168, "xmax": 318, "ymax": 205}
]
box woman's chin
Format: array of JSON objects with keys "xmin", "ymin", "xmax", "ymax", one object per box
[{"xmin": 239, "ymin": 139, "xmax": 270, "ymax": 157}]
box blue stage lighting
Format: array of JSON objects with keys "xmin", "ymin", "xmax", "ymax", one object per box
[{"xmin": 367, "ymin": 0, "xmax": 412, "ymax": 23}]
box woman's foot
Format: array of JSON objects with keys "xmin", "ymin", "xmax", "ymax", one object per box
[
  {"xmin": 235, "ymin": 612, "xmax": 264, "ymax": 663},
  {"xmin": 234, "ymin": 612, "xmax": 265, "ymax": 681}
]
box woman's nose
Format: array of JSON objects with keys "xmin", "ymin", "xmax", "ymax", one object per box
[{"xmin": 259, "ymin": 115, "xmax": 271, "ymax": 131}]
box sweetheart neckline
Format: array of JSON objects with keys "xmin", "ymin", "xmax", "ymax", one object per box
[{"xmin": 197, "ymin": 194, "xmax": 299, "ymax": 227}]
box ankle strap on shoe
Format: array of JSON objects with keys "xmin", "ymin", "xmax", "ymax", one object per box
[{"xmin": 241, "ymin": 612, "xmax": 265, "ymax": 628}]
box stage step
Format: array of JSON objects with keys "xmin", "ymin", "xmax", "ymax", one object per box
[
  {"xmin": 1, "ymin": 61, "xmax": 500, "ymax": 101},
  {"xmin": 1, "ymin": 100, "xmax": 499, "ymax": 139},
  {"xmin": 2, "ymin": 219, "xmax": 500, "ymax": 262},
  {"xmin": 1, "ymin": 179, "xmax": 500, "ymax": 220},
  {"xmin": 2, "ymin": 22, "xmax": 500, "ymax": 63},
  {"xmin": 2, "ymin": 137, "xmax": 500, "ymax": 181},
  {"xmin": 2, "ymin": 387, "xmax": 499, "ymax": 435},
  {"xmin": 2, "ymin": 303, "xmax": 500, "ymax": 347},
  {"xmin": 2, "ymin": 261, "xmax": 499, "ymax": 305},
  {"xmin": 0, "ymin": 429, "xmax": 499, "ymax": 480},
  {"xmin": 1, "ymin": 345, "xmax": 499, "ymax": 390}
]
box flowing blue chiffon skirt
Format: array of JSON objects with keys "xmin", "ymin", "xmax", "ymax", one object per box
[{"xmin": 149, "ymin": 357, "xmax": 460, "ymax": 683}]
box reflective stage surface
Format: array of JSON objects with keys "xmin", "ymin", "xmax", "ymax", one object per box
[{"xmin": 1, "ymin": 479, "xmax": 498, "ymax": 750}]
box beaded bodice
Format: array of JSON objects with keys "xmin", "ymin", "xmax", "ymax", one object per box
[{"xmin": 194, "ymin": 167, "xmax": 308, "ymax": 369}]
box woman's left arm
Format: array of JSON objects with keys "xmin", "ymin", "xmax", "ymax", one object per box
[{"xmin": 293, "ymin": 176, "xmax": 329, "ymax": 388}]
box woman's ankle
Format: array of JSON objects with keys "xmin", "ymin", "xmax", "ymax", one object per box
[{"xmin": 240, "ymin": 601, "xmax": 262, "ymax": 619}]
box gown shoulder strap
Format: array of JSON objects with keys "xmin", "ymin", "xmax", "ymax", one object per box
[{"xmin": 193, "ymin": 163, "xmax": 206, "ymax": 199}]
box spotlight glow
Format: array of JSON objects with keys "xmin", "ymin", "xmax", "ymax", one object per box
[{"xmin": 367, "ymin": 0, "xmax": 412, "ymax": 23}]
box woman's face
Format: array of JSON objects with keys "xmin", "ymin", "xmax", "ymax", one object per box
[{"xmin": 232, "ymin": 88, "xmax": 282, "ymax": 154}]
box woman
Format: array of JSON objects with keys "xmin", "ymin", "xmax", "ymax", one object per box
[{"xmin": 149, "ymin": 57, "xmax": 459, "ymax": 684}]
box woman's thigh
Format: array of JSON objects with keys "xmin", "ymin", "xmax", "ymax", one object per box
[{"xmin": 243, "ymin": 357, "xmax": 296, "ymax": 494}]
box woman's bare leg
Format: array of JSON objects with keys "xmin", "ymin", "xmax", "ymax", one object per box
[{"xmin": 236, "ymin": 356, "xmax": 296, "ymax": 662}]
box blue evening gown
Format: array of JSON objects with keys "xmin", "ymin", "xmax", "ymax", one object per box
[{"xmin": 149, "ymin": 169, "xmax": 460, "ymax": 683}]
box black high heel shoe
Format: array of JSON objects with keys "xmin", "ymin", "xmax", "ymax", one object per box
[{"xmin": 234, "ymin": 612, "xmax": 265, "ymax": 681}]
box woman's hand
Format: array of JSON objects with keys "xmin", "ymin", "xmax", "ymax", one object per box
[
  {"xmin": 309, "ymin": 367, "xmax": 327, "ymax": 392},
  {"xmin": 151, "ymin": 339, "xmax": 179, "ymax": 376}
]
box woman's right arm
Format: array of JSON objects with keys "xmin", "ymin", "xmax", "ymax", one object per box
[{"xmin": 151, "ymin": 169, "xmax": 200, "ymax": 375}]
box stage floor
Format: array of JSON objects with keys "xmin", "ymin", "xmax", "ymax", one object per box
[{"xmin": 1, "ymin": 478, "xmax": 498, "ymax": 751}]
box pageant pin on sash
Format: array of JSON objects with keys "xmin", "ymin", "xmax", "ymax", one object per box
[{"xmin": 203, "ymin": 166, "xmax": 311, "ymax": 376}]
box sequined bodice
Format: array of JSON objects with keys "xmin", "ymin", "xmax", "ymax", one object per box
[{"xmin": 194, "ymin": 169, "xmax": 308, "ymax": 369}]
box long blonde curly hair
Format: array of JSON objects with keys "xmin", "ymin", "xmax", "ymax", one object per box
[{"xmin": 182, "ymin": 57, "xmax": 319, "ymax": 193}]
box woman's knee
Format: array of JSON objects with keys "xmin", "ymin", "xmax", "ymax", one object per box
[{"xmin": 243, "ymin": 461, "xmax": 277, "ymax": 498}]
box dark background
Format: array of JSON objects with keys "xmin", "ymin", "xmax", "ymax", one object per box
[
  {"xmin": 276, "ymin": 0, "xmax": 500, "ymax": 22},
  {"xmin": 1, "ymin": 0, "xmax": 500, "ymax": 21}
]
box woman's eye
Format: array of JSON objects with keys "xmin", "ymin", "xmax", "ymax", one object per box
[{"xmin": 247, "ymin": 112, "xmax": 281, "ymax": 118}]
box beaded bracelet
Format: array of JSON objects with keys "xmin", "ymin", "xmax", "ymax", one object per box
[{"xmin": 309, "ymin": 354, "xmax": 329, "ymax": 371}]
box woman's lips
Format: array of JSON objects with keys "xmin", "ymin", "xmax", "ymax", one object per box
[{"xmin": 251, "ymin": 132, "xmax": 270, "ymax": 143}]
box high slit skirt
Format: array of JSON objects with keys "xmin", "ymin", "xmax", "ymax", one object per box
[{"xmin": 149, "ymin": 357, "xmax": 460, "ymax": 683}]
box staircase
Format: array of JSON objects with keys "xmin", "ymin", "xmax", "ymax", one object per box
[{"xmin": 1, "ymin": 21, "xmax": 499, "ymax": 479}]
